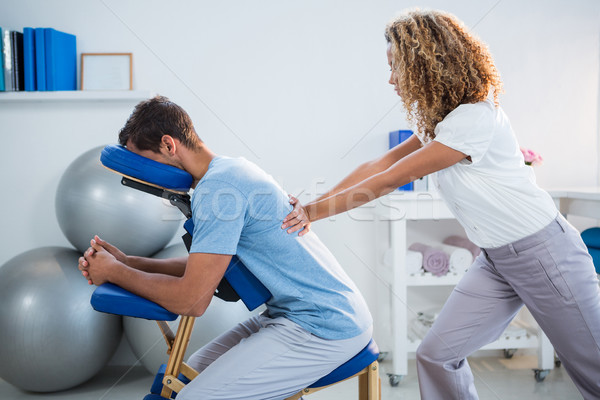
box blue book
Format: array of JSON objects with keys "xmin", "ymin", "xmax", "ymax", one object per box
[
  {"xmin": 389, "ymin": 130, "xmax": 414, "ymax": 191},
  {"xmin": 23, "ymin": 27, "xmax": 36, "ymax": 91},
  {"xmin": 0, "ymin": 27, "xmax": 4, "ymax": 91},
  {"xmin": 44, "ymin": 28, "xmax": 76, "ymax": 91},
  {"xmin": 34, "ymin": 28, "xmax": 46, "ymax": 91}
]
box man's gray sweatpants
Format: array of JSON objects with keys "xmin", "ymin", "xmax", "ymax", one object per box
[
  {"xmin": 176, "ymin": 312, "xmax": 372, "ymax": 400},
  {"xmin": 416, "ymin": 214, "xmax": 600, "ymax": 400}
]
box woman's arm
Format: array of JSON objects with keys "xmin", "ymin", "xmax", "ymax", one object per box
[
  {"xmin": 284, "ymin": 141, "xmax": 466, "ymax": 233},
  {"xmin": 282, "ymin": 135, "xmax": 421, "ymax": 233},
  {"xmin": 309, "ymin": 142, "xmax": 465, "ymax": 220},
  {"xmin": 314, "ymin": 134, "xmax": 422, "ymax": 203}
]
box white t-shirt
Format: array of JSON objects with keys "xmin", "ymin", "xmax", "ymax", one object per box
[{"xmin": 420, "ymin": 97, "xmax": 557, "ymax": 248}]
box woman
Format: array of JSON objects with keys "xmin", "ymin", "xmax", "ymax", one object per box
[{"xmin": 281, "ymin": 9, "xmax": 600, "ymax": 400}]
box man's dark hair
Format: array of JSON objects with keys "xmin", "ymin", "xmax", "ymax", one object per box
[{"xmin": 118, "ymin": 95, "xmax": 201, "ymax": 152}]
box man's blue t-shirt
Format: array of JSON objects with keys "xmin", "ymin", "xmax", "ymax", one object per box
[{"xmin": 189, "ymin": 156, "xmax": 372, "ymax": 340}]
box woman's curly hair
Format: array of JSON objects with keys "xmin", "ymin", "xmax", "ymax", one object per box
[{"xmin": 385, "ymin": 9, "xmax": 503, "ymax": 141}]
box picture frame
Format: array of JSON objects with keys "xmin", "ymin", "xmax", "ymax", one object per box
[{"xmin": 81, "ymin": 53, "xmax": 132, "ymax": 90}]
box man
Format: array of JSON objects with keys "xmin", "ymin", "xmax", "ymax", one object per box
[{"xmin": 78, "ymin": 95, "xmax": 373, "ymax": 400}]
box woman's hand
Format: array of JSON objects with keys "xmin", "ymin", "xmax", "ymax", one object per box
[{"xmin": 282, "ymin": 195, "xmax": 311, "ymax": 236}]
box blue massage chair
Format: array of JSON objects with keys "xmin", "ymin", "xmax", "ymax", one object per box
[{"xmin": 90, "ymin": 145, "xmax": 381, "ymax": 400}]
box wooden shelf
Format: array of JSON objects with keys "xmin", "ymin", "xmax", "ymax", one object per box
[{"xmin": 0, "ymin": 90, "xmax": 154, "ymax": 102}]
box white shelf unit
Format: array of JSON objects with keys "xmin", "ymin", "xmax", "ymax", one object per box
[
  {"xmin": 376, "ymin": 191, "xmax": 555, "ymax": 383},
  {"xmin": 0, "ymin": 90, "xmax": 154, "ymax": 102}
]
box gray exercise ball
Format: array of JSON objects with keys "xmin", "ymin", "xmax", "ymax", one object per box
[
  {"xmin": 55, "ymin": 146, "xmax": 182, "ymax": 256},
  {"xmin": 0, "ymin": 247, "xmax": 122, "ymax": 392},
  {"xmin": 124, "ymin": 243, "xmax": 264, "ymax": 374}
]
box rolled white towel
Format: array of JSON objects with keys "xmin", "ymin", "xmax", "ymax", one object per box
[
  {"xmin": 405, "ymin": 250, "xmax": 423, "ymax": 275},
  {"xmin": 441, "ymin": 244, "xmax": 473, "ymax": 273}
]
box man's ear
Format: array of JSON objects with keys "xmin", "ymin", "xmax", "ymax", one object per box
[{"xmin": 161, "ymin": 135, "xmax": 177, "ymax": 155}]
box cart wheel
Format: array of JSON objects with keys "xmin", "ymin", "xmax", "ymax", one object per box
[
  {"xmin": 533, "ymin": 369, "xmax": 550, "ymax": 382},
  {"xmin": 377, "ymin": 351, "xmax": 389, "ymax": 362},
  {"xmin": 388, "ymin": 374, "xmax": 403, "ymax": 387},
  {"xmin": 503, "ymin": 348, "xmax": 517, "ymax": 359}
]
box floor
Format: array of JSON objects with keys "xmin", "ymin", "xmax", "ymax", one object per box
[{"xmin": 0, "ymin": 355, "xmax": 582, "ymax": 400}]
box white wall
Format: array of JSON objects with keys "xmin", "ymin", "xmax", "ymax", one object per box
[{"xmin": 1, "ymin": 0, "xmax": 599, "ymax": 361}]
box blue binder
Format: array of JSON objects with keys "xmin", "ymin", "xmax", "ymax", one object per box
[
  {"xmin": 34, "ymin": 28, "xmax": 46, "ymax": 91},
  {"xmin": 389, "ymin": 130, "xmax": 414, "ymax": 191},
  {"xmin": 44, "ymin": 28, "xmax": 76, "ymax": 91},
  {"xmin": 23, "ymin": 27, "xmax": 36, "ymax": 91}
]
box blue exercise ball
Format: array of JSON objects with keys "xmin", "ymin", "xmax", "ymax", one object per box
[
  {"xmin": 123, "ymin": 243, "xmax": 264, "ymax": 374},
  {"xmin": 55, "ymin": 146, "xmax": 183, "ymax": 257},
  {"xmin": 0, "ymin": 247, "xmax": 122, "ymax": 392}
]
